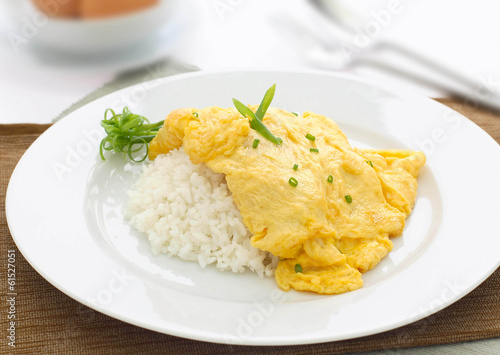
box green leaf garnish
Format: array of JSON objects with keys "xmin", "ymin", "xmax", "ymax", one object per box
[
  {"xmin": 345, "ymin": 195, "xmax": 352, "ymax": 203},
  {"xmin": 295, "ymin": 264, "xmax": 302, "ymax": 273},
  {"xmin": 232, "ymin": 99, "xmax": 255, "ymax": 120},
  {"xmin": 99, "ymin": 107, "xmax": 163, "ymax": 162},
  {"xmin": 252, "ymin": 139, "xmax": 260, "ymax": 148},
  {"xmin": 255, "ymin": 84, "xmax": 276, "ymax": 121},
  {"xmin": 233, "ymin": 84, "xmax": 282, "ymax": 145}
]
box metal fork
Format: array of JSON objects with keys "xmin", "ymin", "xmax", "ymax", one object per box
[{"xmin": 273, "ymin": 1, "xmax": 500, "ymax": 112}]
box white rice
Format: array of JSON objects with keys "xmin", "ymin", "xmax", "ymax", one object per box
[{"xmin": 124, "ymin": 147, "xmax": 278, "ymax": 278}]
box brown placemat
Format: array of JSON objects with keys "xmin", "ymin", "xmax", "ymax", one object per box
[{"xmin": 1, "ymin": 99, "xmax": 499, "ymax": 354}]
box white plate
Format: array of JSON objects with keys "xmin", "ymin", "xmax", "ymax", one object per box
[{"xmin": 6, "ymin": 70, "xmax": 500, "ymax": 345}]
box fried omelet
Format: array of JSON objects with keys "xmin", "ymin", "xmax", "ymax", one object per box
[{"xmin": 148, "ymin": 106, "xmax": 425, "ymax": 295}]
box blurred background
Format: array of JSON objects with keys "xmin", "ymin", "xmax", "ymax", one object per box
[{"xmin": 1, "ymin": 0, "xmax": 500, "ymax": 123}]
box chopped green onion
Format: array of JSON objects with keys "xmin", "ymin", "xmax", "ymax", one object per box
[
  {"xmin": 345, "ymin": 195, "xmax": 352, "ymax": 203},
  {"xmin": 288, "ymin": 177, "xmax": 298, "ymax": 187},
  {"xmin": 327, "ymin": 175, "xmax": 333, "ymax": 183},
  {"xmin": 295, "ymin": 264, "xmax": 302, "ymax": 273},
  {"xmin": 293, "ymin": 164, "xmax": 298, "ymax": 171},
  {"xmin": 233, "ymin": 84, "xmax": 282, "ymax": 145},
  {"xmin": 255, "ymin": 84, "xmax": 276, "ymax": 121},
  {"xmin": 306, "ymin": 133, "xmax": 315, "ymax": 141},
  {"xmin": 252, "ymin": 139, "xmax": 260, "ymax": 148},
  {"xmin": 367, "ymin": 160, "xmax": 373, "ymax": 167},
  {"xmin": 193, "ymin": 112, "xmax": 199, "ymax": 117},
  {"xmin": 291, "ymin": 112, "xmax": 298, "ymax": 116},
  {"xmin": 310, "ymin": 148, "xmax": 319, "ymax": 153},
  {"xmin": 233, "ymin": 98, "xmax": 282, "ymax": 145},
  {"xmin": 99, "ymin": 107, "xmax": 163, "ymax": 162},
  {"xmin": 277, "ymin": 138, "xmax": 283, "ymax": 144}
]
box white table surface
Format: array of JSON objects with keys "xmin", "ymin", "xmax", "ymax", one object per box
[
  {"xmin": 1, "ymin": 0, "xmax": 500, "ymax": 125},
  {"xmin": 1, "ymin": 0, "xmax": 499, "ymax": 353}
]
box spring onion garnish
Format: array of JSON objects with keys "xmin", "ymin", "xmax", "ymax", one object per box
[
  {"xmin": 291, "ymin": 112, "xmax": 298, "ymax": 116},
  {"xmin": 327, "ymin": 175, "xmax": 333, "ymax": 183},
  {"xmin": 289, "ymin": 177, "xmax": 298, "ymax": 187},
  {"xmin": 233, "ymin": 84, "xmax": 282, "ymax": 145},
  {"xmin": 99, "ymin": 107, "xmax": 163, "ymax": 163},
  {"xmin": 293, "ymin": 164, "xmax": 298, "ymax": 171},
  {"xmin": 345, "ymin": 195, "xmax": 352, "ymax": 203},
  {"xmin": 253, "ymin": 139, "xmax": 260, "ymax": 148},
  {"xmin": 367, "ymin": 160, "xmax": 374, "ymax": 167},
  {"xmin": 306, "ymin": 133, "xmax": 315, "ymax": 141},
  {"xmin": 295, "ymin": 264, "xmax": 303, "ymax": 273},
  {"xmin": 193, "ymin": 112, "xmax": 199, "ymax": 117},
  {"xmin": 310, "ymin": 148, "xmax": 319, "ymax": 153}
]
